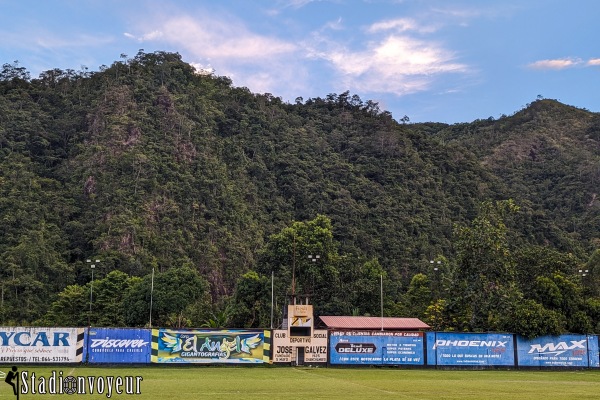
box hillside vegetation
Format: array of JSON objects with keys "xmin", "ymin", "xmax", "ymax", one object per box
[{"xmin": 0, "ymin": 51, "xmax": 598, "ymax": 335}]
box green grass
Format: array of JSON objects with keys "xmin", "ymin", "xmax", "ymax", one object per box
[{"xmin": 0, "ymin": 366, "xmax": 598, "ymax": 399}]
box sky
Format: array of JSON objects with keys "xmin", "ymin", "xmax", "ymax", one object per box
[{"xmin": 0, "ymin": 0, "xmax": 599, "ymax": 123}]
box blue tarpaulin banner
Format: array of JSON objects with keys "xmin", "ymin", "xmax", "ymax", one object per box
[
  {"xmin": 329, "ymin": 331, "xmax": 424, "ymax": 365},
  {"xmin": 426, "ymin": 332, "xmax": 437, "ymax": 365},
  {"xmin": 84, "ymin": 328, "xmax": 151, "ymax": 364},
  {"xmin": 431, "ymin": 332, "xmax": 515, "ymax": 366},
  {"xmin": 588, "ymin": 336, "xmax": 599, "ymax": 368},
  {"xmin": 517, "ymin": 334, "xmax": 591, "ymax": 367}
]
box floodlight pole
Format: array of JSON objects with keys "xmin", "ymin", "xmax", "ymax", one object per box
[
  {"xmin": 430, "ymin": 260, "xmax": 442, "ymax": 299},
  {"xmin": 270, "ymin": 270, "xmax": 274, "ymax": 329},
  {"xmin": 87, "ymin": 259, "xmax": 100, "ymax": 327},
  {"xmin": 86, "ymin": 258, "xmax": 100, "ymax": 364},
  {"xmin": 380, "ymin": 274, "xmax": 384, "ymax": 331},
  {"xmin": 149, "ymin": 267, "xmax": 155, "ymax": 328},
  {"xmin": 291, "ymin": 234, "xmax": 296, "ymax": 303}
]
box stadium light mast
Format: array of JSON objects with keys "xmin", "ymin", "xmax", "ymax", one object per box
[
  {"xmin": 291, "ymin": 234, "xmax": 296, "ymax": 303},
  {"xmin": 430, "ymin": 260, "xmax": 443, "ymax": 299},
  {"xmin": 270, "ymin": 270, "xmax": 274, "ymax": 329},
  {"xmin": 380, "ymin": 274, "xmax": 384, "ymax": 331},
  {"xmin": 149, "ymin": 267, "xmax": 155, "ymax": 327},
  {"xmin": 86, "ymin": 259, "xmax": 100, "ymax": 326}
]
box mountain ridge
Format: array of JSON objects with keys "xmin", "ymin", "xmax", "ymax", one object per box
[{"xmin": 0, "ymin": 52, "xmax": 598, "ymax": 327}]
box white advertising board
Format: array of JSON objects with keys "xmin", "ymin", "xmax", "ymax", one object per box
[
  {"xmin": 0, "ymin": 327, "xmax": 84, "ymax": 363},
  {"xmin": 273, "ymin": 329, "xmax": 328, "ymax": 363}
]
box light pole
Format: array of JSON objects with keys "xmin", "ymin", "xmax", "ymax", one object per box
[
  {"xmin": 578, "ymin": 268, "xmax": 589, "ymax": 291},
  {"xmin": 86, "ymin": 259, "xmax": 100, "ymax": 326},
  {"xmin": 430, "ymin": 260, "xmax": 442, "ymax": 299},
  {"xmin": 306, "ymin": 255, "xmax": 320, "ymax": 304},
  {"xmin": 270, "ymin": 270, "xmax": 274, "ymax": 329},
  {"xmin": 149, "ymin": 267, "xmax": 155, "ymax": 328}
]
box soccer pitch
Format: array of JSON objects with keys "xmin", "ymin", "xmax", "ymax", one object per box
[{"xmin": 0, "ymin": 366, "xmax": 598, "ymax": 399}]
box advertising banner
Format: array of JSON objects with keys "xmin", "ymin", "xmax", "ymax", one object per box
[
  {"xmin": 84, "ymin": 328, "xmax": 151, "ymax": 364},
  {"xmin": 329, "ymin": 331, "xmax": 424, "ymax": 365},
  {"xmin": 517, "ymin": 334, "xmax": 592, "ymax": 367},
  {"xmin": 152, "ymin": 329, "xmax": 267, "ymax": 364},
  {"xmin": 588, "ymin": 336, "xmax": 599, "ymax": 368},
  {"xmin": 0, "ymin": 327, "xmax": 84, "ymax": 363},
  {"xmin": 272, "ymin": 329, "xmax": 328, "ymax": 363},
  {"xmin": 432, "ymin": 332, "xmax": 514, "ymax": 366},
  {"xmin": 426, "ymin": 331, "xmax": 437, "ymax": 365}
]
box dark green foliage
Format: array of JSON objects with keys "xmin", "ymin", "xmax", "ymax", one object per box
[
  {"xmin": 500, "ymin": 299, "xmax": 565, "ymax": 339},
  {"xmin": 403, "ymin": 273, "xmax": 433, "ymax": 318},
  {"xmin": 452, "ymin": 200, "xmax": 521, "ymax": 331},
  {"xmin": 229, "ymin": 271, "xmax": 271, "ymax": 328},
  {"xmin": 122, "ymin": 266, "xmax": 211, "ymax": 328},
  {"xmin": 255, "ymin": 215, "xmax": 343, "ymax": 318},
  {"xmin": 44, "ymin": 270, "xmax": 136, "ymax": 327},
  {"xmin": 0, "ymin": 52, "xmax": 599, "ymax": 333}
]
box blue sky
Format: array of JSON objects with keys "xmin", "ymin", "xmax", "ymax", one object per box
[{"xmin": 1, "ymin": 0, "xmax": 598, "ymax": 123}]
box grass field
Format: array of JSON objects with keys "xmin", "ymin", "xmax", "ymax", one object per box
[{"xmin": 0, "ymin": 366, "xmax": 598, "ymax": 399}]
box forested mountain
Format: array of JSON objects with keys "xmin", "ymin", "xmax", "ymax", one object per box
[{"xmin": 0, "ymin": 51, "xmax": 598, "ymax": 335}]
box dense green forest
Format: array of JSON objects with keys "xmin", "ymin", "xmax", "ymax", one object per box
[{"xmin": 0, "ymin": 51, "xmax": 598, "ymax": 336}]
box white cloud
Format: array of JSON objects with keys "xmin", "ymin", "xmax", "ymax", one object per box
[
  {"xmin": 124, "ymin": 7, "xmax": 469, "ymax": 100},
  {"xmin": 431, "ymin": 5, "xmax": 518, "ymax": 20},
  {"xmin": 324, "ymin": 17, "xmax": 344, "ymax": 31},
  {"xmin": 588, "ymin": 58, "xmax": 600, "ymax": 66},
  {"xmin": 286, "ymin": 0, "xmax": 320, "ymax": 8},
  {"xmin": 189, "ymin": 62, "xmax": 215, "ymax": 75},
  {"xmin": 367, "ymin": 18, "xmax": 437, "ymax": 34},
  {"xmin": 308, "ymin": 34, "xmax": 468, "ymax": 95},
  {"xmin": 267, "ymin": 0, "xmax": 327, "ymax": 15},
  {"xmin": 430, "ymin": 7, "xmax": 484, "ymax": 19},
  {"xmin": 124, "ymin": 30, "xmax": 163, "ymax": 42},
  {"xmin": 129, "ymin": 15, "xmax": 295, "ymax": 61},
  {"xmin": 527, "ymin": 58, "xmax": 582, "ymax": 70},
  {"xmin": 31, "ymin": 33, "xmax": 114, "ymax": 49}
]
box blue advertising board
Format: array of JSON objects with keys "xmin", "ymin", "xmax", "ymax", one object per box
[
  {"xmin": 426, "ymin": 331, "xmax": 437, "ymax": 366},
  {"xmin": 431, "ymin": 332, "xmax": 515, "ymax": 366},
  {"xmin": 588, "ymin": 336, "xmax": 599, "ymax": 368},
  {"xmin": 329, "ymin": 331, "xmax": 424, "ymax": 365},
  {"xmin": 84, "ymin": 328, "xmax": 151, "ymax": 364},
  {"xmin": 517, "ymin": 334, "xmax": 592, "ymax": 367}
]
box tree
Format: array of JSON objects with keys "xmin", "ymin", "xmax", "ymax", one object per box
[
  {"xmin": 43, "ymin": 285, "xmax": 88, "ymax": 326},
  {"xmin": 500, "ymin": 299, "xmax": 565, "ymax": 338},
  {"xmin": 92, "ymin": 270, "xmax": 134, "ymax": 326},
  {"xmin": 1, "ymin": 61, "xmax": 30, "ymax": 81},
  {"xmin": 584, "ymin": 249, "xmax": 600, "ymax": 297},
  {"xmin": 256, "ymin": 215, "xmax": 341, "ymax": 315},
  {"xmin": 340, "ymin": 258, "xmax": 386, "ymax": 317},
  {"xmin": 514, "ymin": 245, "xmax": 579, "ymax": 293},
  {"xmin": 229, "ymin": 271, "xmax": 271, "ymax": 328},
  {"xmin": 423, "ymin": 300, "xmax": 453, "ymax": 331},
  {"xmin": 404, "ymin": 273, "xmax": 432, "ymax": 318},
  {"xmin": 452, "ymin": 199, "xmax": 521, "ymax": 331},
  {"xmin": 122, "ymin": 266, "xmax": 211, "ymax": 327},
  {"xmin": 43, "ymin": 270, "xmax": 137, "ymax": 327}
]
